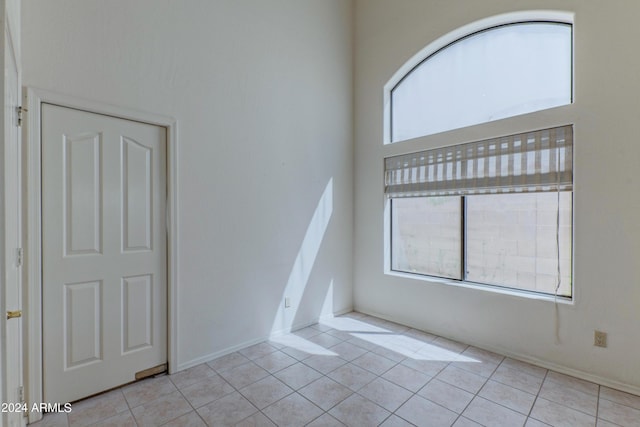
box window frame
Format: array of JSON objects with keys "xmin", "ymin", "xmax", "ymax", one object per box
[
  {"xmin": 389, "ymin": 192, "xmax": 574, "ymax": 298},
  {"xmin": 382, "ymin": 11, "xmax": 575, "ymax": 301},
  {"xmin": 383, "ymin": 10, "xmax": 575, "ymax": 145}
]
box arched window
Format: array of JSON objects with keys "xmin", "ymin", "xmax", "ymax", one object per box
[
  {"xmin": 390, "ymin": 22, "xmax": 572, "ymax": 142},
  {"xmin": 385, "ymin": 15, "xmax": 574, "ymax": 298}
]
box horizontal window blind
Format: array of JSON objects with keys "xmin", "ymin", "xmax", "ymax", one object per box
[{"xmin": 384, "ymin": 125, "xmax": 573, "ymax": 198}]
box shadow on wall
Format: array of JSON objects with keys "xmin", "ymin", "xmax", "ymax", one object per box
[{"xmin": 270, "ymin": 177, "xmax": 334, "ymax": 335}]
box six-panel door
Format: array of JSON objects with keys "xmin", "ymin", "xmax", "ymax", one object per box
[{"xmin": 42, "ymin": 104, "xmax": 167, "ymax": 404}]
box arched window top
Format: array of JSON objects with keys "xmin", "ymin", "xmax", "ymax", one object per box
[{"xmin": 388, "ymin": 19, "xmax": 572, "ymax": 143}]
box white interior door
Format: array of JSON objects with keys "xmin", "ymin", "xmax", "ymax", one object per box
[
  {"xmin": 42, "ymin": 104, "xmax": 167, "ymax": 404},
  {"xmin": 2, "ymin": 1, "xmax": 25, "ymax": 425}
]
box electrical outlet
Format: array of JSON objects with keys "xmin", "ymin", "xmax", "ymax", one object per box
[
  {"xmin": 284, "ymin": 297, "xmax": 291, "ymax": 308},
  {"xmin": 594, "ymin": 330, "xmax": 607, "ymax": 348}
]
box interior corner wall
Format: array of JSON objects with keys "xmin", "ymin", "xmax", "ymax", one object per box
[
  {"xmin": 354, "ymin": 0, "xmax": 640, "ymax": 392},
  {"xmin": 22, "ymin": 0, "xmax": 354, "ymax": 370}
]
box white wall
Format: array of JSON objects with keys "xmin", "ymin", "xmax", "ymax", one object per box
[
  {"xmin": 22, "ymin": 0, "xmax": 354, "ymax": 369},
  {"xmin": 354, "ymin": 0, "xmax": 640, "ymax": 393}
]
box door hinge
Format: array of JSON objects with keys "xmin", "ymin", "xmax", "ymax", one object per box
[
  {"xmin": 18, "ymin": 386, "xmax": 28, "ymax": 417},
  {"xmin": 15, "ymin": 247, "xmax": 23, "ymax": 267},
  {"xmin": 17, "ymin": 106, "xmax": 27, "ymax": 127}
]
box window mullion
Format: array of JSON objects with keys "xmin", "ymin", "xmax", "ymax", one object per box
[{"xmin": 461, "ymin": 195, "xmax": 466, "ymax": 281}]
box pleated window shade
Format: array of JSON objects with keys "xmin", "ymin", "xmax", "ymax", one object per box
[{"xmin": 384, "ymin": 125, "xmax": 573, "ymax": 198}]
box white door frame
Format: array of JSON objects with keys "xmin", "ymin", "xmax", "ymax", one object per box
[{"xmin": 24, "ymin": 87, "xmax": 179, "ymax": 423}]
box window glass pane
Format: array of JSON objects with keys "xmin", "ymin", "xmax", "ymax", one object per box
[
  {"xmin": 391, "ymin": 197, "xmax": 462, "ymax": 279},
  {"xmin": 465, "ymin": 192, "xmax": 572, "ymax": 296},
  {"xmin": 391, "ymin": 23, "xmax": 572, "ymax": 142}
]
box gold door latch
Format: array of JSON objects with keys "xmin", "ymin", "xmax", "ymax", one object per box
[{"xmin": 6, "ymin": 310, "xmax": 22, "ymax": 319}]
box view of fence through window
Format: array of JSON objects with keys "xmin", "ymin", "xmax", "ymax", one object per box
[{"xmin": 391, "ymin": 193, "xmax": 572, "ymax": 297}]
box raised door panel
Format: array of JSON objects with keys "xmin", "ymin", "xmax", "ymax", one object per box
[
  {"xmin": 64, "ymin": 133, "xmax": 102, "ymax": 256},
  {"xmin": 121, "ymin": 137, "xmax": 152, "ymax": 252},
  {"xmin": 121, "ymin": 274, "xmax": 153, "ymax": 353},
  {"xmin": 64, "ymin": 281, "xmax": 102, "ymax": 368}
]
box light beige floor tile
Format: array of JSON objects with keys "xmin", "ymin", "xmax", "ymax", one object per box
[
  {"xmin": 306, "ymin": 413, "xmax": 346, "ymax": 427},
  {"xmin": 346, "ymin": 337, "xmax": 379, "ymax": 351},
  {"xmin": 131, "ymin": 391, "xmax": 192, "ymax": 426},
  {"xmin": 170, "ymin": 363, "xmax": 217, "ymax": 390},
  {"xmin": 30, "ymin": 413, "xmax": 69, "ymax": 427},
  {"xmin": 453, "ymin": 417, "xmax": 483, "ymax": 427},
  {"xmin": 310, "ymin": 323, "xmax": 333, "ymax": 333},
  {"xmin": 478, "ymin": 379, "xmax": 536, "ymax": 415},
  {"xmin": 419, "ymin": 378, "xmax": 474, "ymax": 413},
  {"xmin": 545, "ymin": 371, "xmax": 599, "ymax": 396},
  {"xmin": 161, "ymin": 411, "xmax": 207, "ymax": 427},
  {"xmin": 351, "ymin": 352, "xmax": 396, "ymax": 375},
  {"xmin": 382, "ymin": 364, "xmax": 432, "ymax": 392},
  {"xmin": 431, "ymin": 337, "xmax": 468, "ymax": 354},
  {"xmin": 302, "ymin": 354, "xmax": 348, "ymax": 374},
  {"xmin": 600, "ymin": 386, "xmax": 640, "ymax": 410},
  {"xmin": 462, "ymin": 347, "xmax": 504, "ymax": 365},
  {"xmin": 377, "ymin": 320, "xmax": 410, "ymax": 333},
  {"xmin": 436, "ymin": 365, "xmax": 487, "ymax": 394},
  {"xmin": 90, "ymin": 410, "xmax": 136, "ymax": 427},
  {"xmin": 218, "ymin": 362, "xmax": 270, "ymax": 389},
  {"xmin": 403, "ymin": 328, "xmax": 437, "ymax": 343},
  {"xmin": 524, "ymin": 418, "xmax": 551, "ymax": 427},
  {"xmin": 207, "ymin": 352, "xmax": 251, "ymax": 373},
  {"xmin": 400, "ymin": 358, "xmax": 448, "ymax": 377},
  {"xmin": 325, "ymin": 329, "xmax": 356, "ymax": 341},
  {"xmin": 451, "ymin": 359, "xmax": 500, "ymax": 379},
  {"xmin": 68, "ymin": 389, "xmax": 129, "ymax": 427},
  {"xmin": 452, "ymin": 346, "xmax": 503, "ymax": 378},
  {"xmin": 292, "ymin": 326, "xmax": 323, "ymax": 339},
  {"xmin": 252, "ymin": 351, "xmax": 297, "ymax": 374},
  {"xmin": 196, "ymin": 391, "xmax": 258, "ymax": 426},
  {"xmin": 389, "ymin": 334, "xmax": 430, "ymax": 354},
  {"xmin": 234, "ymin": 411, "xmax": 277, "ymax": 427},
  {"xmin": 239, "ymin": 343, "xmax": 278, "ymax": 361},
  {"xmin": 56, "ymin": 313, "xmax": 640, "ymax": 427},
  {"xmin": 491, "ymin": 365, "xmax": 544, "ymax": 395},
  {"xmin": 463, "ymin": 396, "xmax": 527, "ymax": 427},
  {"xmin": 307, "ymin": 333, "xmax": 344, "ymax": 348},
  {"xmin": 372, "ymin": 346, "xmax": 407, "ymax": 364},
  {"xmin": 379, "ymin": 415, "xmax": 415, "ymax": 427},
  {"xmin": 279, "ymin": 346, "xmax": 314, "ymax": 361},
  {"xmin": 530, "ymin": 397, "xmax": 596, "ymax": 427},
  {"xmin": 597, "ymin": 397, "xmax": 640, "ymax": 427},
  {"xmin": 328, "ymin": 363, "xmax": 376, "ymax": 391},
  {"xmin": 500, "ymin": 358, "xmax": 548, "ymax": 379},
  {"xmin": 262, "ymin": 393, "xmax": 323, "ymax": 426},
  {"xmin": 299, "ymin": 377, "xmax": 353, "ymax": 411},
  {"xmin": 329, "ymin": 342, "xmax": 368, "ymax": 361},
  {"xmin": 181, "ymin": 374, "xmax": 235, "ymax": 408},
  {"xmin": 122, "ymin": 376, "xmax": 177, "ymax": 408},
  {"xmin": 539, "ymin": 378, "xmax": 598, "ymax": 416},
  {"xmin": 273, "ymin": 362, "xmax": 323, "ymax": 390},
  {"xmin": 358, "ymin": 377, "xmax": 412, "ymax": 412},
  {"xmin": 266, "ymin": 339, "xmax": 286, "ymax": 350},
  {"xmin": 395, "ymin": 394, "xmax": 458, "ymax": 427},
  {"xmin": 329, "ymin": 394, "xmax": 391, "ymax": 427},
  {"xmin": 239, "ymin": 376, "xmax": 293, "ymax": 410}
]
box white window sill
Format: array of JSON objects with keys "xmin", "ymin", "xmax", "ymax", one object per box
[{"xmin": 385, "ymin": 269, "xmax": 574, "ymax": 305}]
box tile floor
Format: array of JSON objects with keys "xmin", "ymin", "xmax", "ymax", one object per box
[{"xmin": 32, "ymin": 312, "xmax": 640, "ymax": 427}]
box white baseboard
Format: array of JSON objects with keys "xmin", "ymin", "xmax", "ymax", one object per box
[
  {"xmin": 354, "ymin": 307, "xmax": 640, "ymax": 397},
  {"xmin": 176, "ymin": 307, "xmax": 354, "ymax": 372}
]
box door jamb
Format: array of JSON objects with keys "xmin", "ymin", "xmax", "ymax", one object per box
[{"xmin": 24, "ymin": 87, "xmax": 179, "ymax": 423}]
